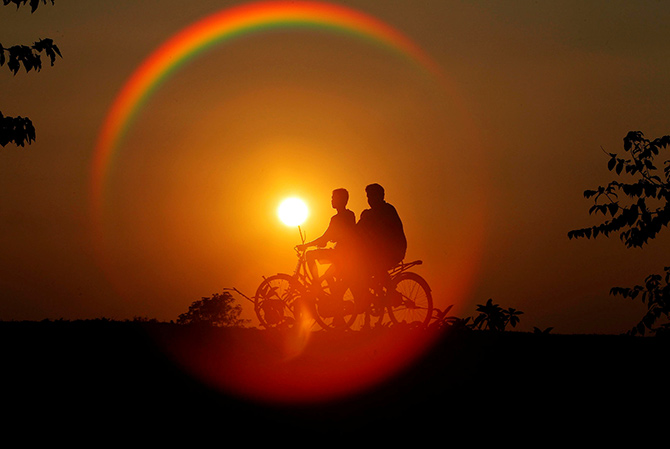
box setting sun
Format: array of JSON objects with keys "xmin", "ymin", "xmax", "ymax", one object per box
[{"xmin": 277, "ymin": 197, "xmax": 309, "ymax": 227}]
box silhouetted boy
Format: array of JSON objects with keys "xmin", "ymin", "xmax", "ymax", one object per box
[
  {"xmin": 351, "ymin": 183, "xmax": 407, "ymax": 308},
  {"xmin": 297, "ymin": 188, "xmax": 356, "ymax": 285},
  {"xmin": 356, "ymin": 183, "xmax": 407, "ymax": 272}
]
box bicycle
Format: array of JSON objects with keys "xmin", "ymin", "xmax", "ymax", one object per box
[{"xmin": 253, "ymin": 241, "xmax": 433, "ymax": 331}]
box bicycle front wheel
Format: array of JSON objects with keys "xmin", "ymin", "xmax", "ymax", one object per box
[
  {"xmin": 311, "ymin": 282, "xmax": 358, "ymax": 331},
  {"xmin": 254, "ymin": 273, "xmax": 302, "ymax": 329},
  {"xmin": 386, "ymin": 272, "xmax": 433, "ymax": 328}
]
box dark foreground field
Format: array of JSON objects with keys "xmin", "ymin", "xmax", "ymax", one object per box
[{"xmin": 2, "ymin": 320, "xmax": 668, "ymax": 442}]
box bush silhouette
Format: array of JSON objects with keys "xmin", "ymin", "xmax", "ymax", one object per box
[
  {"xmin": 431, "ymin": 300, "xmax": 526, "ymax": 332},
  {"xmin": 471, "ymin": 298, "xmax": 524, "ymax": 332},
  {"xmin": 177, "ymin": 291, "xmax": 249, "ymax": 327}
]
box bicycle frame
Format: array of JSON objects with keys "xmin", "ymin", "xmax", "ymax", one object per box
[
  {"xmin": 389, "ymin": 259, "xmax": 423, "ymax": 278},
  {"xmin": 291, "ymin": 245, "xmax": 339, "ymax": 290},
  {"xmin": 291, "ymin": 248, "xmax": 310, "ymax": 283}
]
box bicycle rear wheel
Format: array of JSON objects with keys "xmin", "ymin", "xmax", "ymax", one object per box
[
  {"xmin": 254, "ymin": 274, "xmax": 302, "ymax": 329},
  {"xmin": 386, "ymin": 272, "xmax": 433, "ymax": 328}
]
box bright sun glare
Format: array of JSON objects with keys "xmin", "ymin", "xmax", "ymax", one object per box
[{"xmin": 278, "ymin": 197, "xmax": 308, "ymax": 227}]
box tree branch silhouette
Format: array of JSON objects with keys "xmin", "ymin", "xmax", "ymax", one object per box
[
  {"xmin": 3, "ymin": 0, "xmax": 54, "ymax": 13},
  {"xmin": 569, "ymin": 131, "xmax": 670, "ymax": 335},
  {"xmin": 568, "ymin": 131, "xmax": 670, "ymax": 248},
  {"xmin": 1, "ymin": 0, "xmax": 61, "ymax": 147}
]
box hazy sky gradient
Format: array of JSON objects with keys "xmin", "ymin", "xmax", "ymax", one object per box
[{"xmin": 2, "ymin": 0, "xmax": 669, "ymax": 334}]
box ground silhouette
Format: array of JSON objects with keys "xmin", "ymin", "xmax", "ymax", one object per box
[{"xmin": 2, "ymin": 319, "xmax": 668, "ymax": 442}]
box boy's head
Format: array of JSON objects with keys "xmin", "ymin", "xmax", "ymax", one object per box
[
  {"xmin": 331, "ymin": 188, "xmax": 349, "ymax": 209},
  {"xmin": 365, "ymin": 183, "xmax": 385, "ymax": 207}
]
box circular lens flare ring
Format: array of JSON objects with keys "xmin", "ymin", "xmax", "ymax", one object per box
[
  {"xmin": 89, "ymin": 0, "xmax": 489, "ymax": 407},
  {"xmin": 278, "ymin": 197, "xmax": 309, "ymax": 227}
]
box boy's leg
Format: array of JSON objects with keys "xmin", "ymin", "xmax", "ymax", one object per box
[{"xmin": 306, "ymin": 249, "xmax": 333, "ymax": 286}]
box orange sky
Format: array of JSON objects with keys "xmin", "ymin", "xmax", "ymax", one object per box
[{"xmin": 1, "ymin": 1, "xmax": 669, "ymax": 334}]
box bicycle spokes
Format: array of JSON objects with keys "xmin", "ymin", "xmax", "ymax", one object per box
[
  {"xmin": 386, "ymin": 272, "xmax": 433, "ymax": 327},
  {"xmin": 254, "ymin": 274, "xmax": 302, "ymax": 329}
]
